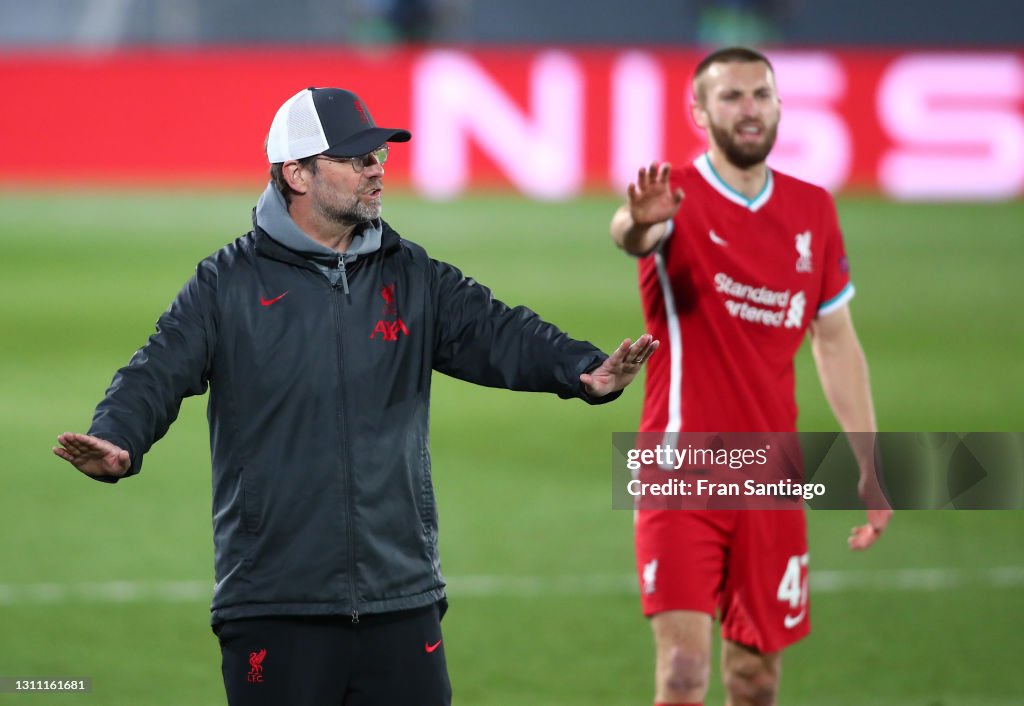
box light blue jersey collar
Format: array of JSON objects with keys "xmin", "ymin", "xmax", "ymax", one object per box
[{"xmin": 694, "ymin": 153, "xmax": 774, "ymax": 212}]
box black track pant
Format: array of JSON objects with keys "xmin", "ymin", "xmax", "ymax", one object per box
[{"xmin": 215, "ymin": 602, "xmax": 451, "ymax": 706}]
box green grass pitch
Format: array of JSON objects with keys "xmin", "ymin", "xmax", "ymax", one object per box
[{"xmin": 0, "ymin": 189, "xmax": 1021, "ymax": 705}]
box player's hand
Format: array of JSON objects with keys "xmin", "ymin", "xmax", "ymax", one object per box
[
  {"xmin": 848, "ymin": 508, "xmax": 892, "ymax": 551},
  {"xmin": 53, "ymin": 432, "xmax": 131, "ymax": 479},
  {"xmin": 581, "ymin": 334, "xmax": 659, "ymax": 397},
  {"xmin": 848, "ymin": 453, "xmax": 891, "ymax": 550},
  {"xmin": 627, "ymin": 163, "xmax": 684, "ymax": 226}
]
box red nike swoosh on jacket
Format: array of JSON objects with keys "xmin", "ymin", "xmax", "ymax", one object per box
[
  {"xmin": 425, "ymin": 640, "xmax": 442, "ymax": 653},
  {"xmin": 260, "ymin": 291, "xmax": 289, "ymax": 307}
]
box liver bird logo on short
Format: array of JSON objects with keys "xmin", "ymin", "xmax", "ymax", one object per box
[
  {"xmin": 247, "ymin": 649, "xmax": 267, "ymax": 683},
  {"xmin": 642, "ymin": 559, "xmax": 658, "ymax": 595}
]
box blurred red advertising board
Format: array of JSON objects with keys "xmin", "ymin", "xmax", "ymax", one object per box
[{"xmin": 1, "ymin": 47, "xmax": 1021, "ymax": 199}]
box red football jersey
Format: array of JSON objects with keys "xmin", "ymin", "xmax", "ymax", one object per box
[{"xmin": 637, "ymin": 154, "xmax": 854, "ymax": 434}]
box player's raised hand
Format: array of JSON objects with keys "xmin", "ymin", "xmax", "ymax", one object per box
[
  {"xmin": 581, "ymin": 334, "xmax": 659, "ymax": 398},
  {"xmin": 627, "ymin": 162, "xmax": 685, "ymax": 226},
  {"xmin": 53, "ymin": 432, "xmax": 131, "ymax": 480}
]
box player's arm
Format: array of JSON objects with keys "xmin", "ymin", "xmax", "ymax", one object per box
[
  {"xmin": 809, "ymin": 305, "xmax": 875, "ymax": 433},
  {"xmin": 808, "ymin": 304, "xmax": 892, "ymax": 550},
  {"xmin": 610, "ymin": 163, "xmax": 684, "ymax": 256}
]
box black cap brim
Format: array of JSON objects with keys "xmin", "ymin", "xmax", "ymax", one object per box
[{"xmin": 321, "ymin": 127, "xmax": 411, "ymax": 158}]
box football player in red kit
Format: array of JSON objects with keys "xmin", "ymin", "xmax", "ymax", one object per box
[{"xmin": 610, "ymin": 47, "xmax": 892, "ymax": 706}]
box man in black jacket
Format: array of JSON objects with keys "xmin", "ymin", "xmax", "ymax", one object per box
[{"xmin": 52, "ymin": 87, "xmax": 656, "ymax": 706}]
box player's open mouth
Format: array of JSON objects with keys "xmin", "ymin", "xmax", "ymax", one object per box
[{"xmin": 736, "ymin": 123, "xmax": 763, "ymax": 139}]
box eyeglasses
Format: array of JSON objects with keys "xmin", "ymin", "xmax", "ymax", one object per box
[{"xmin": 315, "ymin": 145, "xmax": 389, "ymax": 173}]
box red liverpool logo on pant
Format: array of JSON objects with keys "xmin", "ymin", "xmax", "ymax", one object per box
[{"xmin": 247, "ymin": 649, "xmax": 266, "ymax": 683}]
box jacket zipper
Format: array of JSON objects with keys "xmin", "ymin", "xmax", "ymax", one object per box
[
  {"xmin": 337, "ymin": 255, "xmax": 350, "ymax": 295},
  {"xmin": 332, "ymin": 256, "xmax": 358, "ymax": 623}
]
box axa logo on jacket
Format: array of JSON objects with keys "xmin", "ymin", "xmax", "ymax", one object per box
[{"xmin": 370, "ymin": 283, "xmax": 409, "ymax": 341}]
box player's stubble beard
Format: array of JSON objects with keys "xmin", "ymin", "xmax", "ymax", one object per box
[
  {"xmin": 313, "ymin": 176, "xmax": 384, "ymax": 226},
  {"xmin": 709, "ymin": 118, "xmax": 779, "ymax": 170}
]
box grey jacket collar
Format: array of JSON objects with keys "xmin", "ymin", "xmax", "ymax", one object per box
[{"xmin": 254, "ymin": 182, "xmax": 383, "ymax": 262}]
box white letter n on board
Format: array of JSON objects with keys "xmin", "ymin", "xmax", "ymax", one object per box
[{"xmin": 412, "ymin": 50, "xmax": 584, "ymax": 200}]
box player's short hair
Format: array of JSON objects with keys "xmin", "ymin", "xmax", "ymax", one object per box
[
  {"xmin": 693, "ymin": 47, "xmax": 774, "ymax": 105},
  {"xmin": 269, "ymin": 156, "xmax": 319, "ymax": 205}
]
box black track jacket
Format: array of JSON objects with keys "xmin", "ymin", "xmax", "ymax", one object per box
[{"xmin": 87, "ymin": 215, "xmax": 617, "ymax": 623}]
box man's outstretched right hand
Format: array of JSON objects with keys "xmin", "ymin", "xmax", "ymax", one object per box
[
  {"xmin": 53, "ymin": 432, "xmax": 131, "ymax": 479},
  {"xmin": 611, "ymin": 162, "xmax": 685, "ymax": 256},
  {"xmin": 627, "ymin": 162, "xmax": 685, "ymax": 226}
]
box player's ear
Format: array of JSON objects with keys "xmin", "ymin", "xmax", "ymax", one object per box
[
  {"xmin": 283, "ymin": 160, "xmax": 310, "ymax": 195},
  {"xmin": 690, "ymin": 100, "xmax": 709, "ymax": 130}
]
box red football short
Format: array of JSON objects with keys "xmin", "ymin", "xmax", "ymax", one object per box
[{"xmin": 634, "ymin": 509, "xmax": 810, "ymax": 654}]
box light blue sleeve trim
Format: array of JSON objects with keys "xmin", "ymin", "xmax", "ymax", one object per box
[{"xmin": 817, "ymin": 282, "xmax": 855, "ymax": 316}]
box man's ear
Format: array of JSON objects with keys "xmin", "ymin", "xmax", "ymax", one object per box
[
  {"xmin": 283, "ymin": 160, "xmax": 310, "ymax": 195},
  {"xmin": 690, "ymin": 100, "xmax": 709, "ymax": 130}
]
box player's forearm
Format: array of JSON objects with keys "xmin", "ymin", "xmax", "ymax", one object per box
[
  {"xmin": 819, "ymin": 346, "xmax": 875, "ymax": 430},
  {"xmin": 610, "ymin": 205, "xmax": 667, "ymax": 255},
  {"xmin": 813, "ymin": 334, "xmax": 878, "ymax": 470},
  {"xmin": 811, "ymin": 309, "xmax": 876, "ymax": 431}
]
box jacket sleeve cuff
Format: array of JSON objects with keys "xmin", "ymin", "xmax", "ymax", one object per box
[
  {"xmin": 571, "ymin": 356, "xmax": 623, "ymax": 406},
  {"xmin": 580, "ymin": 385, "xmax": 623, "ymax": 405}
]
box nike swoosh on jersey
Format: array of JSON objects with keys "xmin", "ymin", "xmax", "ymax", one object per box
[
  {"xmin": 709, "ymin": 230, "xmax": 729, "ymax": 246},
  {"xmin": 783, "ymin": 610, "xmax": 806, "ymax": 629}
]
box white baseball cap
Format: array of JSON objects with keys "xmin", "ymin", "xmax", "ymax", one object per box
[{"xmin": 266, "ymin": 87, "xmax": 411, "ymax": 163}]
